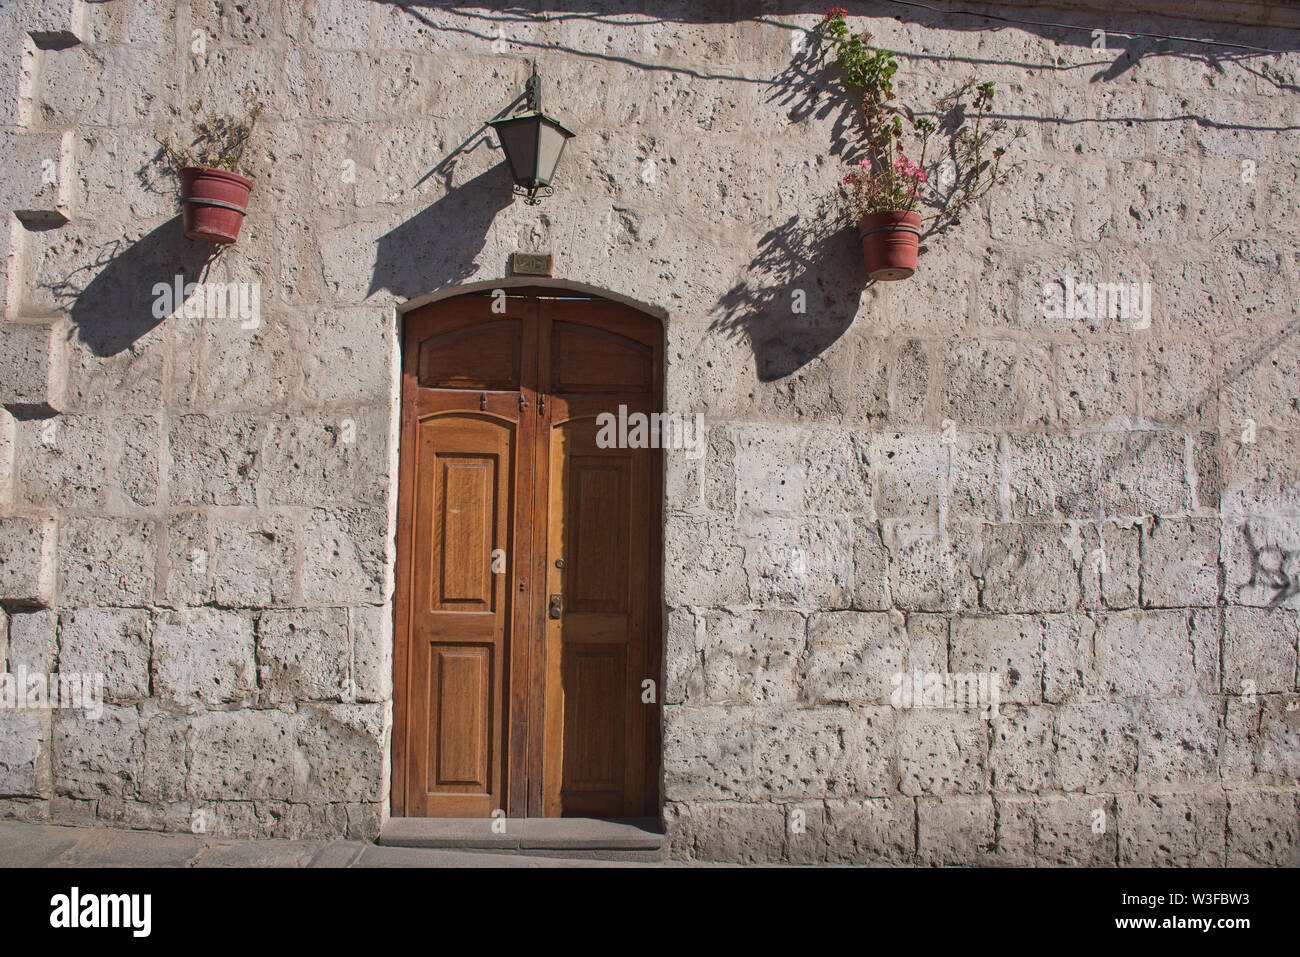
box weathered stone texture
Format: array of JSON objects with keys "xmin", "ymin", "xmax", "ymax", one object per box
[
  {"xmin": 0, "ymin": 516, "xmax": 57, "ymax": 605},
  {"xmin": 0, "ymin": 0, "xmax": 1296, "ymax": 860},
  {"xmin": 0, "ymin": 324, "xmax": 68, "ymax": 416},
  {"xmin": 152, "ymin": 608, "xmax": 258, "ymax": 709},
  {"xmin": 57, "ymin": 607, "xmax": 151, "ymax": 703}
]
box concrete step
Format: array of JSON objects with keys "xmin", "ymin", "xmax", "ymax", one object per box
[{"xmin": 378, "ymin": 817, "xmax": 665, "ymax": 862}]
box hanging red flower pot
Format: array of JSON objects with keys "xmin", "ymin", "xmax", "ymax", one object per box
[
  {"xmin": 858, "ymin": 210, "xmax": 921, "ymax": 281},
  {"xmin": 179, "ymin": 166, "xmax": 253, "ymax": 244}
]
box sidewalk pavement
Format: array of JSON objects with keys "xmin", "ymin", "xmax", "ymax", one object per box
[{"xmin": 0, "ymin": 821, "xmax": 664, "ymax": 868}]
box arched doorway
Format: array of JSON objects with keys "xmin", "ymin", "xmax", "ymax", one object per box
[{"xmin": 390, "ymin": 286, "xmax": 664, "ymax": 819}]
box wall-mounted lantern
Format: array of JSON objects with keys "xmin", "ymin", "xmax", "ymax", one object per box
[{"xmin": 488, "ymin": 62, "xmax": 575, "ymax": 205}]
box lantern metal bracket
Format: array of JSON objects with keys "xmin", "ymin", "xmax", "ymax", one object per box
[{"xmin": 524, "ymin": 60, "xmax": 541, "ymax": 113}]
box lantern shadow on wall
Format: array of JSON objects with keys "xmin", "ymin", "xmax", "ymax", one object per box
[{"xmin": 369, "ymin": 60, "xmax": 573, "ymax": 299}]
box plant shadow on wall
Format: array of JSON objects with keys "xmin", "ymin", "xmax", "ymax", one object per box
[
  {"xmin": 46, "ymin": 95, "xmax": 266, "ymax": 357},
  {"xmin": 708, "ymin": 21, "xmax": 868, "ymax": 383},
  {"xmin": 712, "ymin": 11, "xmax": 1023, "ymax": 380},
  {"xmin": 45, "ymin": 216, "xmax": 222, "ymax": 357},
  {"xmin": 710, "ymin": 202, "xmax": 866, "ymax": 383},
  {"xmin": 767, "ymin": 15, "xmax": 863, "ymax": 165}
]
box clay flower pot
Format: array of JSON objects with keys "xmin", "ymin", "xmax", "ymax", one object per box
[
  {"xmin": 179, "ymin": 166, "xmax": 253, "ymax": 244},
  {"xmin": 859, "ymin": 210, "xmax": 921, "ymax": 281}
]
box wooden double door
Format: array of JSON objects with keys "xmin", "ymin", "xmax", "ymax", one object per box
[{"xmin": 393, "ymin": 292, "xmax": 663, "ymax": 819}]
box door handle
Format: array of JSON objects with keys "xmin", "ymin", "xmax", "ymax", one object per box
[{"xmin": 549, "ymin": 594, "xmax": 563, "ymax": 619}]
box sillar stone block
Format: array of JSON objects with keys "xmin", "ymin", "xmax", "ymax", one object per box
[
  {"xmin": 350, "ymin": 604, "xmax": 393, "ymax": 703},
  {"xmin": 211, "ymin": 514, "xmax": 296, "ymax": 607},
  {"xmin": 1095, "ymin": 609, "xmax": 1196, "ymax": 698},
  {"xmin": 824, "ymin": 797, "xmax": 915, "ymax": 864},
  {"xmin": 1140, "ymin": 517, "xmax": 1222, "ymax": 607},
  {"xmin": 0, "ymin": 710, "xmax": 46, "ymax": 798},
  {"xmin": 989, "ymin": 705, "xmax": 1055, "ymax": 792},
  {"xmin": 1223, "ymin": 607, "xmax": 1299, "ymax": 695},
  {"xmin": 883, "ymin": 521, "xmax": 979, "ymax": 612},
  {"xmin": 1254, "ymin": 693, "xmax": 1300, "ymax": 784},
  {"xmin": 1054, "ymin": 699, "xmax": 1141, "ymax": 791},
  {"xmin": 1135, "ymin": 698, "xmax": 1221, "ymax": 788},
  {"xmin": 662, "ymin": 705, "xmax": 755, "ymax": 801},
  {"xmin": 300, "ymin": 506, "xmax": 388, "ymax": 604},
  {"xmin": 186, "ymin": 709, "xmax": 297, "ymax": 802},
  {"xmin": 168, "ymin": 413, "xmax": 261, "ymax": 506},
  {"xmin": 0, "ymin": 516, "xmax": 57, "ymax": 606},
  {"xmin": 57, "ymin": 608, "xmax": 152, "ymax": 704},
  {"xmin": 152, "ymin": 608, "xmax": 257, "ymax": 708},
  {"xmin": 750, "ymin": 705, "xmax": 892, "ymax": 799},
  {"xmin": 699, "ymin": 608, "xmax": 803, "ymax": 706},
  {"xmin": 258, "ymin": 608, "xmax": 350, "ymax": 703},
  {"xmin": 662, "ymin": 516, "xmax": 747, "ymax": 607},
  {"xmin": 972, "ymin": 523, "xmax": 1082, "ymax": 613},
  {"xmin": 5, "ymin": 608, "xmax": 56, "ymax": 673},
  {"xmin": 52, "ymin": 705, "xmax": 141, "ymax": 801},
  {"xmin": 664, "ymin": 801, "xmax": 787, "ymax": 864},
  {"xmin": 0, "ymin": 324, "xmax": 68, "ymax": 416},
  {"xmin": 1119, "ymin": 792, "xmax": 1227, "ymax": 866},
  {"xmin": 897, "ymin": 709, "xmax": 989, "ymax": 796},
  {"xmin": 1224, "ymin": 518, "xmax": 1300, "ymax": 609},
  {"xmin": 738, "ymin": 513, "xmax": 853, "ymax": 609},
  {"xmin": 803, "ymin": 611, "xmax": 906, "ymax": 705},
  {"xmin": 950, "ymin": 614, "xmax": 1042, "ymax": 704},
  {"xmin": 57, "ymin": 517, "xmax": 154, "ymax": 606},
  {"xmin": 1035, "ymin": 793, "xmax": 1118, "ymax": 866},
  {"xmin": 15, "ymin": 414, "xmax": 113, "ymax": 508},
  {"xmin": 1226, "ymin": 788, "xmax": 1300, "ymax": 866},
  {"xmin": 917, "ymin": 794, "xmax": 996, "ymax": 865},
  {"xmin": 1098, "ymin": 431, "xmax": 1192, "ymax": 517},
  {"xmin": 293, "ymin": 702, "xmax": 388, "ymax": 803}
]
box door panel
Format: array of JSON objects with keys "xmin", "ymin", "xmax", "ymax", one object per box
[
  {"xmin": 435, "ymin": 456, "xmax": 496, "ymax": 607},
  {"xmin": 562, "ymin": 645, "xmax": 625, "ymax": 793},
  {"xmin": 431, "ymin": 645, "xmax": 491, "ymax": 785},
  {"xmin": 541, "ymin": 400, "xmax": 656, "ymax": 818},
  {"xmin": 406, "ymin": 412, "xmax": 514, "ymax": 816},
  {"xmin": 566, "ymin": 456, "xmax": 630, "ymax": 612},
  {"xmin": 394, "ymin": 293, "xmax": 662, "ymax": 820}
]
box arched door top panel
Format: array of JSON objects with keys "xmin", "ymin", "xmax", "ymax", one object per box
[
  {"xmin": 417, "ymin": 319, "xmax": 523, "ymax": 391},
  {"xmin": 550, "ymin": 320, "xmax": 654, "ymax": 395}
]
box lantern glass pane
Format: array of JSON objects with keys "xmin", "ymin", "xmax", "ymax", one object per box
[
  {"xmin": 535, "ymin": 121, "xmax": 571, "ymax": 186},
  {"xmin": 494, "ymin": 117, "xmax": 541, "ymax": 184}
]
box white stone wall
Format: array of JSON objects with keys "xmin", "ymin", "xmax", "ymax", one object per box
[{"xmin": 1, "ymin": 0, "xmax": 1298, "ymax": 863}]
